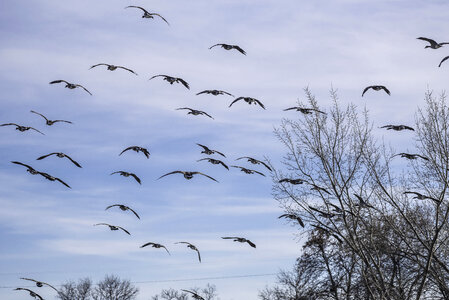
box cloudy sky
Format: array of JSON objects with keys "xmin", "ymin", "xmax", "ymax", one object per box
[{"xmin": 0, "ymin": 0, "xmax": 448, "ymax": 299}]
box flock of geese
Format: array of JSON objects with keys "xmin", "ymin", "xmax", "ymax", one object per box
[{"xmin": 5, "ymin": 3, "xmax": 447, "ymax": 299}]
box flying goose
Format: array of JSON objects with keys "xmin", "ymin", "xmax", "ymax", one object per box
[
  {"xmin": 119, "ymin": 146, "xmax": 150, "ymax": 159},
  {"xmin": 30, "ymin": 110, "xmax": 72, "ymax": 126},
  {"xmin": 111, "ymin": 171, "xmax": 141, "ymax": 184},
  {"xmin": 196, "ymin": 143, "xmax": 226, "ymax": 157},
  {"xmin": 197, "ymin": 158, "xmax": 229, "ymax": 170},
  {"xmin": 20, "ymin": 278, "xmax": 59, "ymax": 292},
  {"xmin": 158, "ymin": 171, "xmax": 218, "ymax": 182},
  {"xmin": 283, "ymin": 107, "xmax": 326, "ymax": 115},
  {"xmin": 176, "ymin": 108, "xmax": 213, "ymax": 119},
  {"xmin": 278, "ymin": 178, "xmax": 307, "ymax": 185},
  {"xmin": 403, "ymin": 191, "xmax": 438, "ymax": 202},
  {"xmin": 90, "ymin": 63, "xmax": 138, "ymax": 75},
  {"xmin": 37, "ymin": 152, "xmax": 82, "ymax": 168},
  {"xmin": 229, "ymin": 97, "xmax": 265, "ymax": 109},
  {"xmin": 39, "ymin": 172, "xmax": 71, "ymax": 188},
  {"xmin": 380, "ymin": 125, "xmax": 414, "ymax": 131},
  {"xmin": 361, "ymin": 85, "xmax": 390, "ymax": 97},
  {"xmin": 175, "ymin": 242, "xmax": 201, "ymax": 262},
  {"xmin": 11, "ymin": 161, "xmax": 41, "ymax": 175},
  {"xmin": 181, "ymin": 289, "xmax": 205, "ymax": 300},
  {"xmin": 278, "ymin": 214, "xmax": 305, "ymax": 228},
  {"xmin": 125, "ymin": 6, "xmax": 169, "ymax": 25},
  {"xmin": 14, "ymin": 288, "xmax": 44, "ymax": 300},
  {"xmin": 105, "ymin": 204, "xmax": 140, "ymax": 219},
  {"xmin": 231, "ymin": 166, "xmax": 265, "ymax": 176},
  {"xmin": 149, "ymin": 75, "xmax": 189, "ymax": 89},
  {"xmin": 417, "ymin": 37, "xmax": 449, "ymax": 49},
  {"xmin": 353, "ymin": 194, "xmax": 375, "ymax": 209},
  {"xmin": 222, "ymin": 237, "xmax": 256, "ymax": 248},
  {"xmin": 392, "ymin": 153, "xmax": 429, "ymax": 160},
  {"xmin": 309, "ymin": 183, "xmax": 331, "ymax": 194},
  {"xmin": 1, "ymin": 123, "xmax": 44, "ymax": 135},
  {"xmin": 196, "ymin": 89, "xmax": 234, "ymax": 97},
  {"xmin": 94, "ymin": 223, "xmax": 130, "ymax": 235},
  {"xmin": 236, "ymin": 157, "xmax": 272, "ymax": 171},
  {"xmin": 49, "ymin": 80, "xmax": 92, "ymax": 95},
  {"xmin": 140, "ymin": 242, "xmax": 170, "ymax": 255},
  {"xmin": 209, "ymin": 43, "xmax": 246, "ymax": 55},
  {"xmin": 309, "ymin": 206, "xmax": 337, "ymax": 219},
  {"xmin": 439, "ymin": 56, "xmax": 449, "ymax": 67}
]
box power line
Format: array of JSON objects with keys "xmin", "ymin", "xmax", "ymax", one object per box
[{"xmin": 0, "ymin": 272, "xmax": 277, "ymax": 289}]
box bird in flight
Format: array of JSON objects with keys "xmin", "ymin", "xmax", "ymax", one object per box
[
  {"xmin": 196, "ymin": 89, "xmax": 234, "ymax": 97},
  {"xmin": 1, "ymin": 123, "xmax": 44, "ymax": 135},
  {"xmin": 231, "ymin": 166, "xmax": 265, "ymax": 176},
  {"xmin": 361, "ymin": 85, "xmax": 390, "ymax": 97},
  {"xmin": 176, "ymin": 108, "xmax": 214, "ymax": 119},
  {"xmin": 278, "ymin": 214, "xmax": 305, "ymax": 228},
  {"xmin": 439, "ymin": 56, "xmax": 449, "ymax": 67},
  {"xmin": 39, "ymin": 172, "xmax": 72, "ymax": 188},
  {"xmin": 149, "ymin": 75, "xmax": 189, "ymax": 89},
  {"xmin": 209, "ymin": 43, "xmax": 246, "ymax": 55},
  {"xmin": 353, "ymin": 194, "xmax": 375, "ymax": 209},
  {"xmin": 309, "ymin": 183, "xmax": 331, "ymax": 194},
  {"xmin": 37, "ymin": 152, "xmax": 82, "ymax": 168},
  {"xmin": 380, "ymin": 125, "xmax": 414, "ymax": 131},
  {"xmin": 11, "ymin": 161, "xmax": 41, "ymax": 175},
  {"xmin": 229, "ymin": 97, "xmax": 265, "ymax": 109},
  {"xmin": 94, "ymin": 223, "xmax": 130, "ymax": 235},
  {"xmin": 175, "ymin": 242, "xmax": 202, "ymax": 262},
  {"xmin": 283, "ymin": 107, "xmax": 326, "ymax": 115},
  {"xmin": 106, "ymin": 204, "xmax": 140, "ymax": 219},
  {"xmin": 158, "ymin": 171, "xmax": 218, "ymax": 182},
  {"xmin": 392, "ymin": 153, "xmax": 429, "ymax": 161},
  {"xmin": 90, "ymin": 63, "xmax": 138, "ymax": 75},
  {"xmin": 278, "ymin": 178, "xmax": 307, "ymax": 185},
  {"xmin": 236, "ymin": 157, "xmax": 272, "ymax": 171},
  {"xmin": 403, "ymin": 191, "xmax": 438, "ymax": 202},
  {"xmin": 30, "ymin": 110, "xmax": 72, "ymax": 126},
  {"xmin": 181, "ymin": 289, "xmax": 205, "ymax": 300},
  {"xmin": 309, "ymin": 206, "xmax": 337, "ymax": 219},
  {"xmin": 125, "ymin": 6, "xmax": 169, "ymax": 25},
  {"xmin": 417, "ymin": 37, "xmax": 449, "ymax": 49},
  {"xmin": 14, "ymin": 288, "xmax": 44, "ymax": 300},
  {"xmin": 120, "ymin": 146, "xmax": 150, "ymax": 159},
  {"xmin": 111, "ymin": 171, "xmax": 142, "ymax": 184},
  {"xmin": 196, "ymin": 143, "xmax": 226, "ymax": 157},
  {"xmin": 20, "ymin": 278, "xmax": 59, "ymax": 292},
  {"xmin": 222, "ymin": 237, "xmax": 256, "ymax": 248},
  {"xmin": 12, "ymin": 161, "xmax": 71, "ymax": 188},
  {"xmin": 140, "ymin": 242, "xmax": 170, "ymax": 255},
  {"xmin": 197, "ymin": 158, "xmax": 229, "ymax": 170},
  {"xmin": 49, "ymin": 80, "xmax": 92, "ymax": 95}
]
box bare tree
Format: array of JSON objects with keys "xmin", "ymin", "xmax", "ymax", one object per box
[
  {"xmin": 151, "ymin": 284, "xmax": 219, "ymax": 300},
  {"xmin": 265, "ymin": 88, "xmax": 449, "ymax": 300},
  {"xmin": 58, "ymin": 278, "xmax": 93, "ymax": 300}
]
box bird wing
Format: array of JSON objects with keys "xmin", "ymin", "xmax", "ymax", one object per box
[
  {"xmin": 361, "ymin": 86, "xmax": 373, "ymax": 97},
  {"xmin": 42, "ymin": 282, "xmax": 59, "ymax": 292},
  {"xmin": 222, "ymin": 90, "xmax": 234, "ymax": 97},
  {"xmin": 141, "ymin": 148, "xmax": 150, "ymax": 158},
  {"xmin": 75, "ymin": 84, "xmax": 92, "ymax": 95},
  {"xmin": 258, "ymin": 160, "xmax": 272, "ymax": 171},
  {"xmin": 403, "ymin": 125, "xmax": 415, "ymax": 131},
  {"xmin": 193, "ymin": 172, "xmax": 219, "ymax": 182},
  {"xmin": 30, "ymin": 110, "xmax": 48, "ymax": 121},
  {"xmin": 353, "ymin": 193, "xmax": 364, "ymax": 202},
  {"xmin": 119, "ymin": 146, "xmax": 135, "ymax": 156},
  {"xmin": 89, "ymin": 63, "xmax": 108, "ymax": 69},
  {"xmin": 235, "ymin": 157, "xmax": 248, "ymax": 161},
  {"xmin": 255, "ymin": 99, "xmax": 266, "ymax": 109},
  {"xmin": 27, "ymin": 127, "xmax": 44, "ymax": 135},
  {"xmin": 233, "ymin": 45, "xmax": 247, "ymax": 55},
  {"xmin": 125, "ymin": 6, "xmax": 148, "ymax": 13},
  {"xmin": 219, "ymin": 161, "xmax": 229, "ymax": 170},
  {"xmin": 196, "ymin": 248, "xmax": 202, "ymax": 262},
  {"xmin": 128, "ymin": 207, "xmax": 140, "ymax": 219},
  {"xmin": 222, "ymin": 237, "xmax": 239, "ymax": 239},
  {"xmin": 253, "ymin": 170, "xmax": 266, "ymax": 176},
  {"xmin": 380, "ymin": 86, "xmax": 391, "ymax": 95},
  {"xmin": 230, "ymin": 165, "xmax": 241, "ymax": 170},
  {"xmin": 11, "ymin": 161, "xmax": 35, "ymax": 170},
  {"xmin": 283, "ymin": 107, "xmax": 299, "ymax": 111},
  {"xmin": 105, "ymin": 204, "xmax": 120, "ymax": 210},
  {"xmin": 312, "ymin": 108, "xmax": 326, "ymax": 114},
  {"xmin": 439, "ymin": 56, "xmax": 449, "ymax": 67},
  {"xmin": 176, "ymin": 78, "xmax": 190, "ymax": 89},
  {"xmin": 149, "ymin": 74, "xmax": 167, "ymax": 80},
  {"xmin": 196, "ymin": 143, "xmax": 209, "ymax": 151},
  {"xmin": 176, "ymin": 107, "xmax": 192, "ymax": 111},
  {"xmin": 197, "ymin": 158, "xmax": 209, "ymax": 162},
  {"xmin": 94, "ymin": 223, "xmax": 110, "ymax": 227},
  {"xmin": 309, "ymin": 206, "xmax": 326, "ymax": 215},
  {"xmin": 52, "ymin": 119, "xmax": 73, "ymax": 124},
  {"xmin": 36, "ymin": 153, "xmax": 57, "ymax": 160},
  {"xmin": 55, "ymin": 177, "xmax": 72, "ymax": 188},
  {"xmin": 117, "ymin": 66, "xmax": 138, "ymax": 75},
  {"xmin": 246, "ymin": 240, "xmax": 256, "ymax": 248},
  {"xmin": 196, "ymin": 90, "xmax": 208, "ymax": 95},
  {"xmin": 152, "ymin": 13, "xmax": 170, "ymax": 25},
  {"xmin": 229, "ymin": 97, "xmax": 243, "ymax": 107},
  {"xmin": 380, "ymin": 125, "xmax": 392, "ymax": 129},
  {"xmin": 213, "ymin": 150, "xmax": 226, "ymax": 157},
  {"xmin": 1, "ymin": 123, "xmax": 20, "ymax": 127},
  {"xmin": 118, "ymin": 226, "xmax": 131, "ymax": 235},
  {"xmin": 209, "ymin": 44, "xmax": 223, "ymax": 49},
  {"xmin": 130, "ymin": 173, "xmax": 142, "ymax": 184},
  {"xmin": 158, "ymin": 170, "xmax": 184, "ymax": 179},
  {"xmin": 110, "ymin": 171, "xmax": 122, "ymax": 175},
  {"xmin": 162, "ymin": 245, "xmax": 171, "ymax": 255},
  {"xmin": 417, "ymin": 37, "xmax": 437, "ymax": 46},
  {"xmin": 65, "ymin": 154, "xmax": 82, "ymax": 168},
  {"xmin": 200, "ymin": 111, "xmax": 214, "ymax": 119},
  {"xmin": 140, "ymin": 242, "xmax": 155, "ymax": 248},
  {"xmin": 417, "ymin": 155, "xmax": 429, "ymax": 160},
  {"xmin": 49, "ymin": 80, "xmax": 69, "ymax": 85}
]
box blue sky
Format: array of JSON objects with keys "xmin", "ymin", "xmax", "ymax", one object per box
[{"xmin": 1, "ymin": 0, "xmax": 448, "ymax": 299}]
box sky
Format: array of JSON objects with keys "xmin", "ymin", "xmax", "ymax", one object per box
[{"xmin": 0, "ymin": 0, "xmax": 448, "ymax": 299}]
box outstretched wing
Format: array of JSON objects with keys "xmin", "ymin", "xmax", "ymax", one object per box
[
  {"xmin": 130, "ymin": 173, "xmax": 142, "ymax": 184},
  {"xmin": 76, "ymin": 84, "xmax": 92, "ymax": 95},
  {"xmin": 209, "ymin": 44, "xmax": 223, "ymax": 49},
  {"xmin": 417, "ymin": 37, "xmax": 437, "ymax": 47},
  {"xmin": 176, "ymin": 107, "xmax": 192, "ymax": 111},
  {"xmin": 417, "ymin": 154, "xmax": 429, "ymax": 161},
  {"xmin": 246, "ymin": 239, "xmax": 256, "ymax": 248},
  {"xmin": 196, "ymin": 143, "xmax": 209, "ymax": 151},
  {"xmin": 110, "ymin": 171, "xmax": 122, "ymax": 175},
  {"xmin": 36, "ymin": 153, "xmax": 57, "ymax": 160},
  {"xmin": 196, "ymin": 90, "xmax": 208, "ymax": 95},
  {"xmin": 162, "ymin": 245, "xmax": 171, "ymax": 255},
  {"xmin": 140, "ymin": 242, "xmax": 155, "ymax": 248},
  {"xmin": 119, "ymin": 146, "xmax": 135, "ymax": 156},
  {"xmin": 152, "ymin": 13, "xmax": 170, "ymax": 26},
  {"xmin": 30, "ymin": 110, "xmax": 48, "ymax": 121},
  {"xmin": 158, "ymin": 170, "xmax": 184, "ymax": 179},
  {"xmin": 403, "ymin": 125, "xmax": 415, "ymax": 131},
  {"xmin": 233, "ymin": 45, "xmax": 247, "ymax": 55},
  {"xmin": 254, "ymin": 99, "xmax": 266, "ymax": 109},
  {"xmin": 29, "ymin": 127, "xmax": 45, "ymax": 135},
  {"xmin": 65, "ymin": 154, "xmax": 82, "ymax": 168},
  {"xmin": 229, "ymin": 97, "xmax": 243, "ymax": 107},
  {"xmin": 89, "ymin": 63, "xmax": 109, "ymax": 69},
  {"xmin": 125, "ymin": 6, "xmax": 148, "ymax": 13},
  {"xmin": 361, "ymin": 86, "xmax": 373, "ymax": 97},
  {"xmin": 194, "ymin": 172, "xmax": 219, "ymax": 182},
  {"xmin": 283, "ymin": 107, "xmax": 299, "ymax": 111},
  {"xmin": 11, "ymin": 161, "xmax": 35, "ymax": 170},
  {"xmin": 176, "ymin": 78, "xmax": 190, "ymax": 89},
  {"xmin": 149, "ymin": 74, "xmax": 167, "ymax": 80},
  {"xmin": 200, "ymin": 111, "xmax": 214, "ymax": 119},
  {"xmin": 117, "ymin": 66, "xmax": 138, "ymax": 75},
  {"xmin": 380, "ymin": 86, "xmax": 391, "ymax": 95},
  {"xmin": 439, "ymin": 56, "xmax": 449, "ymax": 67},
  {"xmin": 213, "ymin": 150, "xmax": 226, "ymax": 157},
  {"xmin": 118, "ymin": 226, "xmax": 131, "ymax": 235},
  {"xmin": 49, "ymin": 80, "xmax": 69, "ymax": 85},
  {"xmin": 128, "ymin": 207, "xmax": 141, "ymax": 219},
  {"xmin": 52, "ymin": 119, "xmax": 73, "ymax": 124},
  {"xmin": 218, "ymin": 160, "xmax": 229, "ymax": 170},
  {"xmin": 105, "ymin": 204, "xmax": 120, "ymax": 210},
  {"xmin": 221, "ymin": 90, "xmax": 234, "ymax": 97},
  {"xmin": 258, "ymin": 160, "xmax": 272, "ymax": 171},
  {"xmin": 253, "ymin": 170, "xmax": 266, "ymax": 177},
  {"xmin": 1, "ymin": 123, "xmax": 20, "ymax": 127},
  {"xmin": 55, "ymin": 177, "xmax": 71, "ymax": 189}
]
